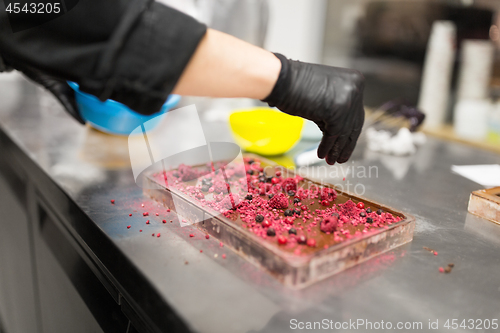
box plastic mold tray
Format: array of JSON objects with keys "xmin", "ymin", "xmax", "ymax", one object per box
[{"xmin": 143, "ymin": 156, "xmax": 415, "ymax": 288}]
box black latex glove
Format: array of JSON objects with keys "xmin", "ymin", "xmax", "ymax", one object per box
[
  {"xmin": 263, "ymin": 53, "xmax": 365, "ymax": 165},
  {"xmin": 0, "ymin": 53, "xmax": 85, "ymax": 125},
  {"xmin": 20, "ymin": 67, "xmax": 86, "ymax": 124}
]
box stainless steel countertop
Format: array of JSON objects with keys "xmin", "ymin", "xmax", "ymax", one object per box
[{"xmin": 1, "ymin": 75, "xmax": 500, "ymax": 333}]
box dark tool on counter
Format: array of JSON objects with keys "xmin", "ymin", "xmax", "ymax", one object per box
[{"xmin": 364, "ymin": 99, "xmax": 426, "ymax": 132}]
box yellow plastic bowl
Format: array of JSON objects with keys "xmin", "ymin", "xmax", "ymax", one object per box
[{"xmin": 229, "ymin": 108, "xmax": 304, "ymax": 156}]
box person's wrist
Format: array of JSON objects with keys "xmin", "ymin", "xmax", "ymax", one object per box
[
  {"xmin": 248, "ymin": 51, "xmax": 281, "ymax": 100},
  {"xmin": 261, "ymin": 53, "xmax": 290, "ymax": 106}
]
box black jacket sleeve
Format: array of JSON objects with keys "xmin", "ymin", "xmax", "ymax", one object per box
[{"xmin": 0, "ymin": 0, "xmax": 207, "ymax": 115}]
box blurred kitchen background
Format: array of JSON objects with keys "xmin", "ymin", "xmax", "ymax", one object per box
[{"xmin": 163, "ymin": 0, "xmax": 500, "ymax": 153}]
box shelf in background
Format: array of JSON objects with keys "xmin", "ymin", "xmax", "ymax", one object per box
[{"xmin": 424, "ymin": 124, "xmax": 500, "ymax": 155}]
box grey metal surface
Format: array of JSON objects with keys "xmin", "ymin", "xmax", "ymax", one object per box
[{"xmin": 1, "ymin": 75, "xmax": 500, "ymax": 332}]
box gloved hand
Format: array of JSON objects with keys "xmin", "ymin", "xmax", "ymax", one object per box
[
  {"xmin": 1, "ymin": 54, "xmax": 84, "ymax": 124},
  {"xmin": 263, "ymin": 53, "xmax": 365, "ymax": 165},
  {"xmin": 20, "ymin": 67, "xmax": 86, "ymax": 124}
]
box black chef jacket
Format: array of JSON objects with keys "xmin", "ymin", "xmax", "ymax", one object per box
[{"xmin": 0, "ymin": 0, "xmax": 207, "ymax": 115}]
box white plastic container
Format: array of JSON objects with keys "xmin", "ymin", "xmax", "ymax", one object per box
[
  {"xmin": 457, "ymin": 40, "xmax": 494, "ymax": 101},
  {"xmin": 418, "ymin": 21, "xmax": 456, "ymax": 129},
  {"xmin": 454, "ymin": 99, "xmax": 492, "ymax": 141},
  {"xmin": 487, "ymin": 101, "xmax": 500, "ymax": 144}
]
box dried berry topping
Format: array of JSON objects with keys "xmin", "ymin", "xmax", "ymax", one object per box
[
  {"xmin": 255, "ymin": 214, "xmax": 264, "ymax": 223},
  {"xmin": 288, "ymin": 228, "xmax": 297, "ymax": 235},
  {"xmin": 277, "ymin": 235, "xmax": 288, "ymax": 245},
  {"xmin": 366, "ymin": 217, "xmax": 373, "ymax": 224},
  {"xmin": 266, "ymin": 228, "xmax": 276, "ymax": 236},
  {"xmin": 306, "ymin": 238, "xmax": 317, "ymax": 247},
  {"xmin": 268, "ymin": 193, "xmax": 289, "ymax": 209},
  {"xmin": 320, "ymin": 215, "xmax": 338, "ymax": 233},
  {"xmin": 320, "ymin": 187, "xmax": 338, "ymax": 201},
  {"xmin": 284, "ymin": 209, "xmax": 293, "ymax": 217},
  {"xmin": 178, "ymin": 164, "xmax": 199, "ymax": 181},
  {"xmin": 282, "ymin": 178, "xmax": 297, "ymax": 192}
]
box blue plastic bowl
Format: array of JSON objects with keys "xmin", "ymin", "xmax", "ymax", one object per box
[{"xmin": 68, "ymin": 82, "xmax": 181, "ymax": 135}]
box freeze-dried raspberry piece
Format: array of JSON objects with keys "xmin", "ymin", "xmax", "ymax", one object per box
[
  {"xmin": 320, "ymin": 187, "xmax": 337, "ymax": 201},
  {"xmin": 320, "ymin": 215, "xmax": 338, "ymax": 233},
  {"xmin": 178, "ymin": 164, "xmax": 198, "ymax": 181},
  {"xmin": 269, "ymin": 193, "xmax": 289, "ymax": 209},
  {"xmin": 213, "ymin": 180, "xmax": 229, "ymax": 194},
  {"xmin": 281, "ymin": 178, "xmax": 297, "ymax": 192}
]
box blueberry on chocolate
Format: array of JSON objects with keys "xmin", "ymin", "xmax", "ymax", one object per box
[
  {"xmin": 248, "ymin": 159, "xmax": 255, "ymax": 164},
  {"xmin": 294, "ymin": 209, "xmax": 301, "ymax": 215},
  {"xmin": 246, "ymin": 169, "xmax": 254, "ymax": 175},
  {"xmin": 287, "ymin": 190, "xmax": 296, "ymax": 196},
  {"xmin": 267, "ymin": 228, "xmax": 276, "ymax": 237},
  {"xmin": 376, "ymin": 209, "xmax": 383, "ymax": 215},
  {"xmin": 288, "ymin": 228, "xmax": 297, "ymax": 235},
  {"xmin": 293, "ymin": 198, "xmax": 301, "ymax": 204},
  {"xmin": 366, "ymin": 217, "xmax": 373, "ymax": 224},
  {"xmin": 266, "ymin": 176, "xmax": 273, "ymax": 183},
  {"xmin": 245, "ymin": 194, "xmax": 253, "ymax": 200},
  {"xmin": 359, "ymin": 212, "xmax": 366, "ymax": 217},
  {"xmin": 258, "ymin": 175, "xmax": 266, "ymax": 183},
  {"xmin": 201, "ymin": 185, "xmax": 210, "ymax": 192},
  {"xmin": 268, "ymin": 194, "xmax": 274, "ymax": 199},
  {"xmin": 366, "ymin": 208, "xmax": 372, "ymax": 214},
  {"xmin": 255, "ymin": 214, "xmax": 264, "ymax": 223},
  {"xmin": 284, "ymin": 209, "xmax": 293, "ymax": 217}
]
